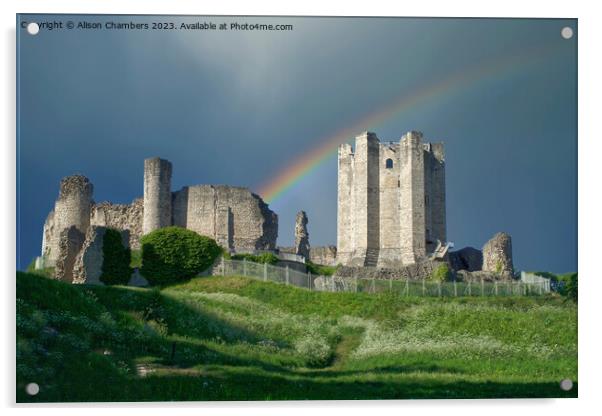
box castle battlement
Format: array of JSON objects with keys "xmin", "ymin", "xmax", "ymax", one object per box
[{"xmin": 337, "ymin": 131, "xmax": 446, "ymax": 267}]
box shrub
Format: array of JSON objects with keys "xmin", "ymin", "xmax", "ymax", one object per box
[
  {"xmin": 430, "ymin": 263, "xmax": 451, "ymax": 282},
  {"xmin": 231, "ymin": 252, "xmax": 279, "ymax": 265},
  {"xmin": 306, "ymin": 261, "xmax": 338, "ymax": 276},
  {"xmin": 564, "ymin": 273, "xmax": 578, "ymax": 303},
  {"xmin": 100, "ymin": 229, "xmax": 132, "ymax": 285},
  {"xmin": 130, "ymin": 249, "xmax": 142, "ymax": 269},
  {"xmin": 140, "ymin": 227, "xmax": 221, "ymax": 285}
]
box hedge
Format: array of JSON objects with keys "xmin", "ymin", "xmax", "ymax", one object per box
[
  {"xmin": 100, "ymin": 229, "xmax": 132, "ymax": 285},
  {"xmin": 140, "ymin": 227, "xmax": 221, "ymax": 285},
  {"xmin": 231, "ymin": 252, "xmax": 279, "ymax": 265}
]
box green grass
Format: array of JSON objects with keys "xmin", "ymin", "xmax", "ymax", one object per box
[
  {"xmin": 16, "ymin": 272, "xmax": 577, "ymax": 402},
  {"xmin": 130, "ymin": 249, "xmax": 142, "ymax": 269}
]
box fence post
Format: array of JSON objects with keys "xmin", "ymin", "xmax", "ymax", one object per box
[
  {"xmin": 438, "ymin": 281, "xmax": 442, "ymax": 297},
  {"xmin": 422, "ymin": 278, "xmax": 425, "ymax": 296},
  {"xmin": 221, "ymin": 256, "xmax": 225, "ymax": 276},
  {"xmin": 495, "ymin": 281, "xmax": 498, "ymax": 296},
  {"xmin": 468, "ymin": 280, "xmax": 471, "ymax": 296},
  {"xmin": 454, "ymin": 280, "xmax": 457, "ymax": 297},
  {"xmin": 355, "ymin": 276, "xmax": 358, "ymax": 293},
  {"xmin": 405, "ymin": 278, "xmax": 409, "ymax": 297},
  {"xmin": 389, "ymin": 279, "xmax": 393, "ymax": 293},
  {"xmin": 285, "ymin": 265, "xmax": 289, "ymax": 285},
  {"xmin": 263, "ymin": 262, "xmax": 267, "ymax": 282},
  {"xmin": 243, "ymin": 259, "xmax": 247, "ymax": 276},
  {"xmin": 372, "ymin": 278, "xmax": 376, "ymax": 294},
  {"xmin": 481, "ymin": 278, "xmax": 484, "ymax": 296},
  {"xmin": 331, "ymin": 275, "xmax": 335, "ymax": 292}
]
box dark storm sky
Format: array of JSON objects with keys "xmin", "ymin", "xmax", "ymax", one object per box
[{"xmin": 17, "ymin": 15, "xmax": 577, "ymax": 273}]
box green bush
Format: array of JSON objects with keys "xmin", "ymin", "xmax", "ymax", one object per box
[
  {"xmin": 130, "ymin": 249, "xmax": 142, "ymax": 268},
  {"xmin": 564, "ymin": 273, "xmax": 578, "ymax": 303},
  {"xmin": 140, "ymin": 227, "xmax": 221, "ymax": 285},
  {"xmin": 306, "ymin": 261, "xmax": 338, "ymax": 276},
  {"xmin": 430, "ymin": 263, "xmax": 451, "ymax": 282},
  {"xmin": 100, "ymin": 229, "xmax": 132, "ymax": 285},
  {"xmin": 231, "ymin": 252, "xmax": 279, "ymax": 265}
]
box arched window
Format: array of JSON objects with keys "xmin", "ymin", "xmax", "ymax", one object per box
[{"xmin": 385, "ymin": 158, "xmax": 393, "ymax": 169}]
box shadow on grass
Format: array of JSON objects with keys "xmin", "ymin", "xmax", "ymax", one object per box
[
  {"xmin": 16, "ymin": 273, "xmax": 578, "ymax": 403},
  {"xmin": 18, "ymin": 363, "xmax": 578, "ymax": 402}
]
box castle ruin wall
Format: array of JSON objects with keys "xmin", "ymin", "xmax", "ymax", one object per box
[
  {"xmin": 91, "ymin": 198, "xmax": 143, "ymax": 249},
  {"xmin": 72, "ymin": 226, "xmax": 130, "ymax": 285},
  {"xmin": 172, "ymin": 184, "xmax": 277, "ymax": 252},
  {"xmin": 41, "ymin": 175, "xmax": 93, "ymax": 265}
]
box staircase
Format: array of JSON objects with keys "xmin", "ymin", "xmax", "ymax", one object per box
[{"xmin": 364, "ymin": 248, "xmax": 380, "ymax": 267}]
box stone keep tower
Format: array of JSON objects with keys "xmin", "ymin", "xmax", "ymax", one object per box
[
  {"xmin": 337, "ymin": 131, "xmax": 446, "ymax": 267},
  {"xmin": 143, "ymin": 157, "xmax": 172, "ymax": 235}
]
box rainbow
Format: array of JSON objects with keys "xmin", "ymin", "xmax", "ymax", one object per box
[{"xmin": 258, "ymin": 41, "xmax": 560, "ymax": 203}]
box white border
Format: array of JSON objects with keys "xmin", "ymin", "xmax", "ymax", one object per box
[{"xmin": 3, "ymin": 1, "xmax": 601, "ymax": 415}]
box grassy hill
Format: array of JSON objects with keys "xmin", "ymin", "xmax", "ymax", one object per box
[{"xmin": 16, "ymin": 271, "xmax": 577, "ymax": 402}]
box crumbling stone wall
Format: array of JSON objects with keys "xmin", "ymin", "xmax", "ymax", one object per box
[
  {"xmin": 309, "ymin": 246, "xmax": 337, "ymax": 266},
  {"xmin": 39, "ymin": 158, "xmax": 278, "ymax": 272},
  {"xmin": 334, "ymin": 259, "xmax": 443, "ymax": 281},
  {"xmin": 41, "ymin": 175, "xmax": 93, "ymax": 265},
  {"xmin": 294, "ymin": 211, "xmax": 310, "ymax": 259},
  {"xmin": 172, "ymin": 184, "xmax": 277, "ymax": 251},
  {"xmin": 72, "ymin": 226, "xmax": 130, "ymax": 285},
  {"xmin": 91, "ymin": 198, "xmax": 143, "ymax": 249},
  {"xmin": 482, "ymin": 232, "xmax": 513, "ymax": 276},
  {"xmin": 41, "ymin": 211, "xmax": 55, "ymax": 259},
  {"xmin": 54, "ymin": 226, "xmax": 85, "ymax": 283}
]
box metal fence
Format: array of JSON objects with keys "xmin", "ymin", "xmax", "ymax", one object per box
[
  {"xmin": 214, "ymin": 259, "xmax": 550, "ymax": 297},
  {"xmin": 315, "ymin": 276, "xmax": 550, "ymax": 296},
  {"xmin": 521, "ymin": 271, "xmax": 552, "ymax": 292},
  {"xmin": 219, "ymin": 258, "xmax": 315, "ymax": 288}
]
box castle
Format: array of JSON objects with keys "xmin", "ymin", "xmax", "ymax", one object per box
[
  {"xmin": 35, "ymin": 130, "xmax": 513, "ymax": 284},
  {"xmin": 38, "ymin": 157, "xmax": 278, "ymax": 270},
  {"xmin": 337, "ymin": 131, "xmax": 447, "ymax": 268}
]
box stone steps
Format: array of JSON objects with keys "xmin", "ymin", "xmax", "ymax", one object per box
[{"xmin": 364, "ymin": 249, "xmax": 379, "ymax": 267}]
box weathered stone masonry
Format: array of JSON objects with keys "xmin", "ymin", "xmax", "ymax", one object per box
[
  {"xmin": 143, "ymin": 157, "xmax": 172, "ymax": 235},
  {"xmin": 171, "ymin": 184, "xmax": 277, "ymax": 252},
  {"xmin": 337, "ymin": 131, "xmax": 446, "ymax": 268},
  {"xmin": 294, "ymin": 211, "xmax": 310, "ymax": 259},
  {"xmin": 41, "ymin": 175, "xmax": 93, "ymax": 265},
  {"xmin": 38, "ymin": 157, "xmax": 278, "ymax": 281}
]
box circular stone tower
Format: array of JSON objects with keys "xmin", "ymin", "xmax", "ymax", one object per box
[
  {"xmin": 56, "ymin": 175, "xmax": 94, "ymax": 234},
  {"xmin": 43, "ymin": 175, "xmax": 93, "ymax": 264},
  {"xmin": 143, "ymin": 157, "xmax": 172, "ymax": 235}
]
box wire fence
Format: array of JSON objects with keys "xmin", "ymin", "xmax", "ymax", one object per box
[{"xmin": 214, "ymin": 258, "xmax": 550, "ymax": 297}]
